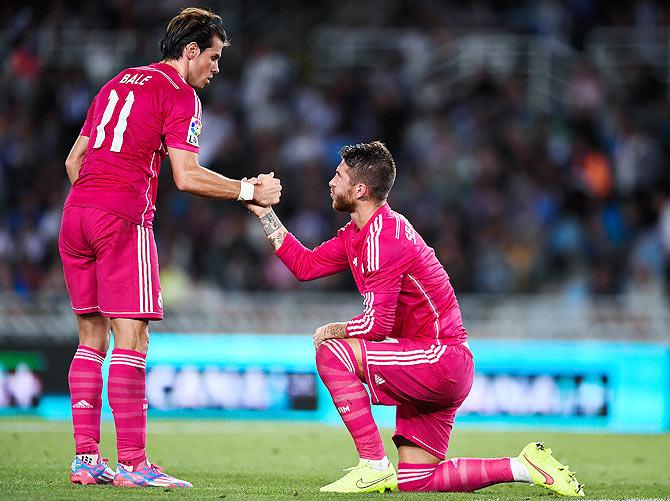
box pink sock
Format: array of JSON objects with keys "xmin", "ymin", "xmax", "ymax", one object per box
[
  {"xmin": 69, "ymin": 345, "xmax": 106, "ymax": 455},
  {"xmin": 398, "ymin": 458, "xmax": 514, "ymax": 492},
  {"xmin": 108, "ymin": 348, "xmax": 147, "ymax": 468},
  {"xmin": 316, "ymin": 340, "xmax": 385, "ymax": 460}
]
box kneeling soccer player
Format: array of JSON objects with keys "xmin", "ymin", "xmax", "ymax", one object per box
[{"xmin": 245, "ymin": 141, "xmax": 584, "ymax": 496}]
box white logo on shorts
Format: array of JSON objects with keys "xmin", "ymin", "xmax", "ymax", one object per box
[{"xmin": 374, "ymin": 374, "xmax": 386, "ymax": 385}]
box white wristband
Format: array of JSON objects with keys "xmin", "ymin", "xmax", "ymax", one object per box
[{"xmin": 237, "ymin": 181, "xmax": 254, "ymax": 201}]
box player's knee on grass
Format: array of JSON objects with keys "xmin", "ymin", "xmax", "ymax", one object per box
[{"xmin": 395, "ymin": 435, "xmax": 441, "ymax": 465}]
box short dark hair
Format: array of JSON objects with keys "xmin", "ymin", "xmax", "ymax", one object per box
[
  {"xmin": 160, "ymin": 7, "xmax": 230, "ymax": 61},
  {"xmin": 339, "ymin": 141, "xmax": 396, "ymax": 202}
]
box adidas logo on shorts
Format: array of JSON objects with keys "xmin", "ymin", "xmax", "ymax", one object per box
[
  {"xmin": 374, "ymin": 374, "xmax": 386, "ymax": 385},
  {"xmin": 72, "ymin": 400, "xmax": 94, "ymax": 409}
]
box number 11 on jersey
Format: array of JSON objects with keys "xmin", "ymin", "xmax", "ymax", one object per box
[{"xmin": 93, "ymin": 90, "xmax": 135, "ymax": 152}]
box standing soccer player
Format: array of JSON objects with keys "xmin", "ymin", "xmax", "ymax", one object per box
[
  {"xmin": 59, "ymin": 8, "xmax": 281, "ymax": 488},
  {"xmin": 245, "ymin": 141, "xmax": 584, "ymax": 496}
]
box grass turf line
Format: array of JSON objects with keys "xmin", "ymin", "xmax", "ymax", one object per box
[{"xmin": 0, "ymin": 418, "xmax": 669, "ymax": 500}]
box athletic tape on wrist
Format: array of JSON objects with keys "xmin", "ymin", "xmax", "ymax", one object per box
[{"xmin": 238, "ymin": 181, "xmax": 254, "ymax": 201}]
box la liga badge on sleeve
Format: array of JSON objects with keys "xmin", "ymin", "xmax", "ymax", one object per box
[{"xmin": 187, "ymin": 116, "xmax": 202, "ymax": 146}]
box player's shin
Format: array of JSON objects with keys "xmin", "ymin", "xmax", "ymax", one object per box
[
  {"xmin": 398, "ymin": 458, "xmax": 515, "ymax": 492},
  {"xmin": 69, "ymin": 345, "xmax": 106, "ymax": 456},
  {"xmin": 316, "ymin": 340, "xmax": 386, "ymax": 461},
  {"xmin": 108, "ymin": 348, "xmax": 148, "ymax": 469}
]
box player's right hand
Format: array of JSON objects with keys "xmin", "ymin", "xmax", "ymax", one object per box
[
  {"xmin": 241, "ymin": 175, "xmax": 273, "ymax": 217},
  {"xmin": 252, "ymin": 172, "xmax": 282, "ymax": 207}
]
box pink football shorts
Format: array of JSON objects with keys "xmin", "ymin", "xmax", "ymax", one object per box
[
  {"xmin": 359, "ymin": 338, "xmax": 474, "ymax": 459},
  {"xmin": 59, "ymin": 206, "xmax": 163, "ymax": 320}
]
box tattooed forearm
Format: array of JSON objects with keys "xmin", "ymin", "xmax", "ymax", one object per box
[
  {"xmin": 259, "ymin": 209, "xmax": 282, "ymax": 236},
  {"xmin": 256, "ymin": 208, "xmax": 287, "ymax": 250},
  {"xmin": 270, "ymin": 233, "xmax": 285, "ymax": 248},
  {"xmin": 325, "ymin": 322, "xmax": 347, "ymax": 338},
  {"xmin": 313, "ymin": 322, "xmax": 347, "ymax": 348}
]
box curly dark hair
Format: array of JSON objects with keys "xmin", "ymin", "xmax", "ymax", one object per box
[
  {"xmin": 160, "ymin": 7, "xmax": 230, "ymax": 61},
  {"xmin": 339, "ymin": 141, "xmax": 396, "ymax": 202}
]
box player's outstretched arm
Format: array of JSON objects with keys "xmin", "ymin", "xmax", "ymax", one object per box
[
  {"xmin": 245, "ymin": 181, "xmax": 349, "ymax": 278},
  {"xmin": 168, "ymin": 147, "xmax": 281, "ymax": 205},
  {"xmin": 246, "ymin": 203, "xmax": 289, "ymax": 251},
  {"xmin": 65, "ymin": 135, "xmax": 90, "ymax": 184}
]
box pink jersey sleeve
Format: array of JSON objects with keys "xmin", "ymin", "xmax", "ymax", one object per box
[
  {"xmin": 163, "ymin": 87, "xmax": 202, "ymax": 153},
  {"xmin": 346, "ymin": 227, "xmax": 414, "ymax": 341},
  {"xmin": 275, "ymin": 232, "xmax": 349, "ymax": 281},
  {"xmin": 79, "ymin": 94, "xmax": 99, "ymax": 137}
]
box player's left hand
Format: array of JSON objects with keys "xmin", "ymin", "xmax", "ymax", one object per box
[{"xmin": 313, "ymin": 322, "xmax": 347, "ymax": 349}]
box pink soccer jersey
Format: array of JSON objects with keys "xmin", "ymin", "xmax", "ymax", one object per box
[
  {"xmin": 276, "ymin": 203, "xmax": 468, "ymax": 345},
  {"xmin": 65, "ymin": 63, "xmax": 203, "ymax": 228}
]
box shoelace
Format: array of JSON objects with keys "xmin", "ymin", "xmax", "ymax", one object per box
[
  {"xmin": 341, "ymin": 462, "xmax": 372, "ymax": 473},
  {"xmin": 94, "ymin": 459, "xmax": 111, "ymax": 474},
  {"xmin": 78, "ymin": 458, "xmax": 109, "ymax": 470},
  {"xmin": 122, "ymin": 463, "xmax": 165, "ymax": 476},
  {"xmin": 137, "ymin": 463, "xmax": 167, "ymax": 477}
]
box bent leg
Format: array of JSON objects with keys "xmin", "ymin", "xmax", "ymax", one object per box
[
  {"xmin": 398, "ymin": 441, "xmax": 585, "ymax": 496},
  {"xmin": 358, "ymin": 340, "xmax": 516, "ymax": 492},
  {"xmin": 394, "ymin": 407, "xmax": 514, "ymax": 492},
  {"xmin": 316, "ymin": 339, "xmax": 385, "ymax": 460},
  {"xmin": 69, "ymin": 313, "xmax": 110, "ymax": 456},
  {"xmin": 397, "ymin": 441, "xmax": 515, "ymax": 492},
  {"xmin": 108, "ymin": 318, "xmax": 149, "ymax": 469}
]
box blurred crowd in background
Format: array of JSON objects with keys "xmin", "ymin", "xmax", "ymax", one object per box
[{"xmin": 1, "ymin": 0, "xmax": 669, "ymax": 306}]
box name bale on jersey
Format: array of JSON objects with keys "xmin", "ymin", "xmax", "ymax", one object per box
[{"xmin": 119, "ymin": 73, "xmax": 152, "ymax": 86}]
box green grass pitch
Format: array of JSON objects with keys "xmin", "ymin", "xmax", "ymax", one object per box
[{"xmin": 1, "ymin": 418, "xmax": 669, "ymax": 499}]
